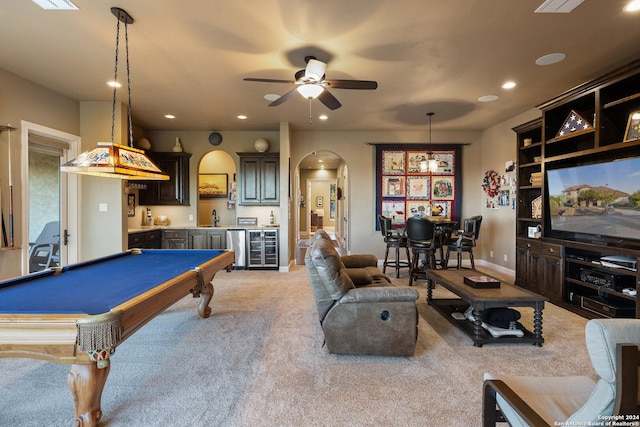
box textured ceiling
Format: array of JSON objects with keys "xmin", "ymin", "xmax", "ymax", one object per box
[{"xmin": 1, "ymin": 1, "xmax": 640, "ymax": 133}]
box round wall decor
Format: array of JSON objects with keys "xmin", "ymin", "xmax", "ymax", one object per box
[
  {"xmin": 482, "ymin": 169, "xmax": 501, "ymax": 197},
  {"xmin": 208, "ymin": 132, "xmax": 223, "ymax": 146}
]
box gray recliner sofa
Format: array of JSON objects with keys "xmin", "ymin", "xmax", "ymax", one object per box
[{"xmin": 305, "ymin": 230, "xmax": 420, "ymax": 356}]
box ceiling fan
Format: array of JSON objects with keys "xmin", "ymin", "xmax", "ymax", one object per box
[{"xmin": 243, "ymin": 56, "xmax": 378, "ymax": 110}]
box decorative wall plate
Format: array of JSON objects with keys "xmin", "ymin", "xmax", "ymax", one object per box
[{"xmin": 208, "ymin": 132, "xmax": 223, "ymax": 146}]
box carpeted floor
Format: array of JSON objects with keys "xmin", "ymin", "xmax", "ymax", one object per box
[{"xmin": 0, "ymin": 266, "xmax": 594, "ymax": 426}]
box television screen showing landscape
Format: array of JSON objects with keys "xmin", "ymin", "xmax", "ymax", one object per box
[{"xmin": 547, "ymin": 157, "xmax": 640, "ymax": 242}]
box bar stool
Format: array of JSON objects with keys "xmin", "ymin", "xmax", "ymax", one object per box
[
  {"xmin": 444, "ymin": 215, "xmax": 483, "ymax": 269},
  {"xmin": 406, "ymin": 216, "xmax": 437, "ymax": 286},
  {"xmin": 377, "ymin": 215, "xmax": 410, "ymax": 278}
]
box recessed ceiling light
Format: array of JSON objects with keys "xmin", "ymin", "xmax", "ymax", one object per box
[
  {"xmin": 32, "ymin": 0, "xmax": 78, "ymax": 10},
  {"xmin": 107, "ymin": 81, "xmax": 121, "ymax": 88},
  {"xmin": 164, "ymin": 114, "xmax": 175, "ymax": 119},
  {"xmin": 478, "ymin": 95, "xmax": 498, "ymax": 102},
  {"xmin": 237, "ymin": 115, "xmax": 248, "ymax": 120},
  {"xmin": 319, "ymin": 114, "xmax": 328, "ymax": 120},
  {"xmin": 264, "ymin": 94, "xmax": 280, "ymax": 102},
  {"xmin": 535, "ymin": 53, "xmax": 566, "ymax": 66},
  {"xmin": 624, "ymin": 0, "xmax": 640, "ymax": 11},
  {"xmin": 502, "ymin": 81, "xmax": 516, "ymax": 89}
]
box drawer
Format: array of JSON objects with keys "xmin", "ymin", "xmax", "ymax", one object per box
[
  {"xmin": 163, "ymin": 230, "xmax": 188, "ymax": 239},
  {"xmin": 516, "ymin": 237, "xmax": 542, "ymax": 252},
  {"xmin": 542, "ymin": 242, "xmax": 563, "ymax": 257},
  {"xmin": 128, "ymin": 230, "xmax": 161, "ymax": 248}
]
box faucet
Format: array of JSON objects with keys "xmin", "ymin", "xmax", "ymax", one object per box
[{"xmin": 212, "ymin": 209, "xmax": 220, "ymax": 227}]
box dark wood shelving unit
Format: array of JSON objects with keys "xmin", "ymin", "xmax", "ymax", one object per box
[{"xmin": 513, "ymin": 58, "xmax": 640, "ymax": 319}]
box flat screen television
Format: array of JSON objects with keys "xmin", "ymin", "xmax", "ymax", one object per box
[{"xmin": 545, "ymin": 156, "xmax": 640, "ymax": 247}]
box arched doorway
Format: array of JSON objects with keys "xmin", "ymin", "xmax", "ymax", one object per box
[
  {"xmin": 294, "ymin": 150, "xmax": 349, "ymax": 262},
  {"xmin": 198, "ymin": 150, "xmax": 236, "ymax": 226}
]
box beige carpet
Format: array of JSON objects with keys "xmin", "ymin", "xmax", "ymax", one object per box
[{"xmin": 0, "ymin": 266, "xmax": 594, "ymax": 426}]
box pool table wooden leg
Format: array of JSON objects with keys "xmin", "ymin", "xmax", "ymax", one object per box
[
  {"xmin": 197, "ymin": 277, "xmax": 214, "ymax": 319},
  {"xmin": 67, "ymin": 363, "xmax": 109, "ymax": 427}
]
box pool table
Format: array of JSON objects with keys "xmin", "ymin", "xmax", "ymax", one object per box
[{"xmin": 0, "ymin": 248, "xmax": 234, "ymax": 427}]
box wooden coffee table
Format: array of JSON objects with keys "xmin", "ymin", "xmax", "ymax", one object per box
[{"xmin": 426, "ymin": 269, "xmax": 547, "ymax": 347}]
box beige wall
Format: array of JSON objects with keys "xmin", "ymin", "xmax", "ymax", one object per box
[
  {"xmin": 0, "ymin": 65, "xmax": 543, "ymax": 279},
  {"xmin": 0, "ymin": 68, "xmax": 79, "ymax": 279},
  {"xmin": 478, "ymin": 108, "xmax": 540, "ymax": 273}
]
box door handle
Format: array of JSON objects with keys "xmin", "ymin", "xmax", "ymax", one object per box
[{"xmin": 63, "ymin": 229, "xmax": 70, "ymax": 246}]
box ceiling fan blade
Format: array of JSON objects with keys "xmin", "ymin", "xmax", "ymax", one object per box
[
  {"xmin": 324, "ymin": 79, "xmax": 378, "ymax": 90},
  {"xmin": 268, "ymin": 88, "xmax": 299, "ymax": 107},
  {"xmin": 244, "ymin": 77, "xmax": 295, "ymax": 84},
  {"xmin": 318, "ymin": 90, "xmax": 342, "ymax": 110},
  {"xmin": 305, "ymin": 59, "xmax": 326, "ymax": 82}
]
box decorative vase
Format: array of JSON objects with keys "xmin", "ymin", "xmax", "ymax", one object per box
[
  {"xmin": 254, "ymin": 138, "xmax": 269, "ymax": 153},
  {"xmin": 172, "ymin": 138, "xmax": 183, "ymax": 152}
]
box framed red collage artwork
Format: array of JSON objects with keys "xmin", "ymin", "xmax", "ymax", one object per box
[{"xmin": 376, "ymin": 144, "xmax": 462, "ymax": 228}]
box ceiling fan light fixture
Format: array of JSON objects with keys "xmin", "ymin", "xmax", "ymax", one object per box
[
  {"xmin": 297, "ymin": 84, "xmax": 324, "ymax": 99},
  {"xmin": 305, "ymin": 58, "xmax": 327, "ymax": 82}
]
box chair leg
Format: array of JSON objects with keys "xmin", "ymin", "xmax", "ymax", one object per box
[
  {"xmin": 469, "ymin": 250, "xmax": 475, "ymax": 270},
  {"xmin": 383, "ymin": 245, "xmax": 390, "ymax": 274},
  {"xmin": 395, "ymin": 245, "xmax": 401, "ymax": 278},
  {"xmin": 457, "ymin": 251, "xmax": 462, "ymax": 270},
  {"xmin": 410, "ymin": 249, "xmax": 421, "ymax": 286},
  {"xmin": 444, "ymin": 247, "xmax": 451, "ymax": 270}
]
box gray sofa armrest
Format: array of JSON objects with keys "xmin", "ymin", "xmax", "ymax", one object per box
[
  {"xmin": 341, "ymin": 254, "xmax": 378, "ymax": 268},
  {"xmin": 339, "ymin": 287, "xmax": 419, "ymax": 304}
]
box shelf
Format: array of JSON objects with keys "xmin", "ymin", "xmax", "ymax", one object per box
[
  {"xmin": 566, "ymin": 278, "xmax": 636, "ymax": 302},
  {"xmin": 519, "ymin": 162, "xmax": 542, "ymax": 169},
  {"xmin": 520, "ymin": 142, "xmax": 542, "ymax": 150},
  {"xmin": 544, "ymin": 138, "xmax": 640, "ymax": 165},
  {"xmin": 546, "ymin": 127, "xmax": 595, "ymax": 144},
  {"xmin": 603, "ymin": 92, "xmax": 640, "ymax": 109},
  {"xmin": 518, "ymin": 185, "xmax": 541, "ymax": 190}
]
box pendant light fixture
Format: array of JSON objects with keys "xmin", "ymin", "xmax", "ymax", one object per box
[
  {"xmin": 61, "ymin": 7, "xmax": 168, "ymax": 180},
  {"xmin": 420, "ymin": 112, "xmax": 438, "ymax": 173}
]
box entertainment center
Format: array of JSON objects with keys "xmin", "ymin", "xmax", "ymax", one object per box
[{"xmin": 514, "ymin": 59, "xmax": 640, "ymax": 320}]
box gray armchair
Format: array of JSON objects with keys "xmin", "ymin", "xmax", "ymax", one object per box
[
  {"xmin": 312, "ymin": 229, "xmax": 390, "ymax": 286},
  {"xmin": 483, "ymin": 318, "xmax": 640, "ymax": 426},
  {"xmin": 305, "ymin": 232, "xmax": 419, "ymax": 356}
]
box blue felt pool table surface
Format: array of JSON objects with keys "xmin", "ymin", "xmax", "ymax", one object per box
[{"xmin": 0, "ymin": 249, "xmax": 226, "ymax": 315}]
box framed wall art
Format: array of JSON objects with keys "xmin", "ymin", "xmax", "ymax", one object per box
[
  {"xmin": 624, "ymin": 111, "xmax": 640, "ymax": 142},
  {"xmin": 407, "ymin": 200, "xmax": 431, "ymax": 217},
  {"xmin": 198, "ymin": 173, "xmax": 228, "ymax": 199},
  {"xmin": 431, "ymin": 176, "xmax": 455, "ymax": 200},
  {"xmin": 407, "ymin": 176, "xmax": 430, "ymax": 199},
  {"xmin": 382, "ymin": 150, "xmax": 406, "ymax": 175},
  {"xmin": 382, "ymin": 176, "xmax": 406, "ymax": 197},
  {"xmin": 375, "ymin": 144, "xmax": 462, "ymax": 228},
  {"xmin": 127, "ymin": 194, "xmax": 135, "ymax": 217}
]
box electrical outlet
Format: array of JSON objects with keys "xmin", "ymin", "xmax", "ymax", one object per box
[
  {"xmin": 99, "ymin": 203, "xmax": 108, "ymax": 212},
  {"xmin": 188, "ymin": 214, "xmax": 194, "ymax": 221},
  {"xmin": 503, "ymin": 254, "xmax": 508, "ymax": 262},
  {"xmin": 490, "ymin": 250, "xmax": 494, "ymax": 258}
]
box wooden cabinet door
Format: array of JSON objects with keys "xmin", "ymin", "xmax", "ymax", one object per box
[
  {"xmin": 139, "ymin": 153, "xmax": 191, "ymax": 206},
  {"xmin": 239, "ymin": 157, "xmax": 260, "ymax": 204},
  {"xmin": 238, "ymin": 154, "xmax": 279, "ymax": 205},
  {"xmin": 516, "ymin": 238, "xmax": 542, "ymax": 293},
  {"xmin": 189, "ymin": 230, "xmax": 209, "ymax": 249},
  {"xmin": 260, "ymin": 157, "xmax": 279, "ymax": 205},
  {"xmin": 541, "ymin": 243, "xmax": 563, "ymax": 303}
]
